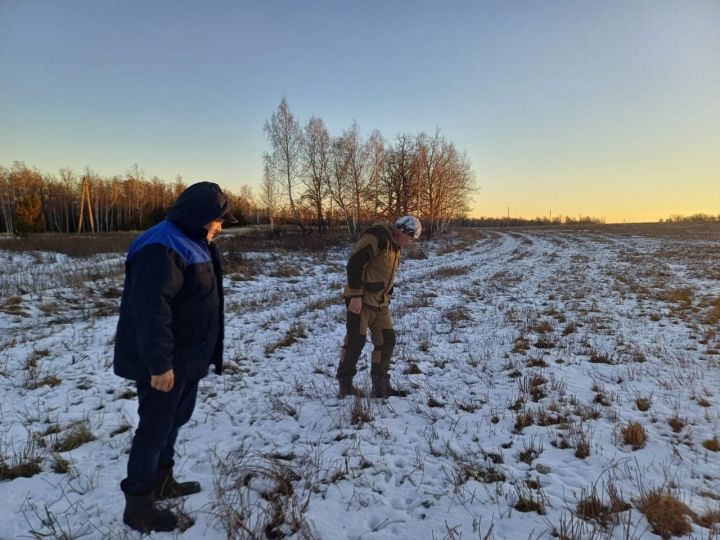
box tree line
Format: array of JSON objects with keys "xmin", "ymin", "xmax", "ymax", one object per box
[
  {"xmin": 262, "ymin": 98, "xmax": 476, "ymax": 239},
  {"xmin": 660, "ymin": 213, "xmax": 720, "ymax": 223},
  {"xmin": 9, "ymin": 96, "xmax": 659, "ymax": 237},
  {"xmin": 0, "ymin": 162, "xmax": 260, "ymax": 235},
  {"xmin": 1, "ymin": 99, "xmax": 477, "ymax": 238}
]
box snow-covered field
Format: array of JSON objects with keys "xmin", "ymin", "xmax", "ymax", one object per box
[{"xmin": 1, "ymin": 225, "xmax": 719, "ymax": 539}]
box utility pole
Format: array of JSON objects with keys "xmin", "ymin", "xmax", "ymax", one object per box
[{"xmin": 77, "ymin": 176, "xmax": 95, "ymax": 234}]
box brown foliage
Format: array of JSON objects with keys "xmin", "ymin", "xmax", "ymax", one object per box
[
  {"xmin": 636, "ymin": 397, "xmax": 651, "ymax": 412},
  {"xmin": 639, "ymin": 490, "xmax": 694, "ymax": 538},
  {"xmin": 702, "ymin": 437, "xmax": 720, "ymax": 452},
  {"xmin": 622, "ymin": 422, "xmax": 647, "ymax": 450}
]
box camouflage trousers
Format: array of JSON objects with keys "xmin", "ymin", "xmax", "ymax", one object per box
[{"xmin": 336, "ymin": 303, "xmax": 396, "ymax": 380}]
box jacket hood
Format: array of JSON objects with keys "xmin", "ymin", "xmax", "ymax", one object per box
[
  {"xmin": 167, "ymin": 182, "xmax": 235, "ymax": 238},
  {"xmin": 372, "ymin": 221, "xmax": 399, "ymax": 247}
]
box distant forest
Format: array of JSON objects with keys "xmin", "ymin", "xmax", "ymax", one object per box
[{"xmin": 2, "ymin": 159, "xmax": 716, "ymax": 237}]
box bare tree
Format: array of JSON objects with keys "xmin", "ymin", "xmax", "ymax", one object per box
[
  {"xmin": 259, "ymin": 163, "xmax": 280, "ymax": 232},
  {"xmin": 416, "ymin": 129, "xmax": 474, "ymax": 237},
  {"xmin": 237, "ymin": 184, "xmax": 257, "ymax": 224},
  {"xmin": 327, "ymin": 135, "xmax": 354, "ymax": 237},
  {"xmin": 381, "ymin": 133, "xmax": 419, "ymax": 216},
  {"xmin": 7, "ymin": 162, "xmax": 45, "ymax": 234},
  {"xmin": 335, "ymin": 121, "xmax": 374, "ymax": 238},
  {"xmin": 301, "ymin": 116, "xmax": 331, "ymax": 231},
  {"xmin": 0, "ymin": 166, "xmax": 14, "ymax": 234},
  {"xmin": 263, "ymin": 97, "xmax": 306, "ymax": 231},
  {"xmin": 366, "ymin": 129, "xmax": 385, "ymax": 218}
]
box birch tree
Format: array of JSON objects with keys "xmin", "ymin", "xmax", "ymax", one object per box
[
  {"xmin": 302, "ymin": 116, "xmax": 331, "ymax": 231},
  {"xmin": 327, "ymin": 135, "xmax": 354, "ymax": 237},
  {"xmin": 263, "ymin": 97, "xmax": 306, "ymax": 231},
  {"xmin": 259, "ymin": 163, "xmax": 279, "ymax": 232},
  {"xmin": 381, "ymin": 134, "xmax": 418, "ymax": 216}
]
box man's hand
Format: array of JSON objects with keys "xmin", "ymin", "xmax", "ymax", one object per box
[
  {"xmin": 151, "ymin": 369, "xmax": 175, "ymax": 392},
  {"xmin": 348, "ymin": 296, "xmax": 363, "ymax": 314}
]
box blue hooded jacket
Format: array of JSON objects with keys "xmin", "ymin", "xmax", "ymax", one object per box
[{"xmin": 113, "ymin": 182, "xmax": 230, "ymax": 381}]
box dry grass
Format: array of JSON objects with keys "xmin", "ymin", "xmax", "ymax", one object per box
[
  {"xmin": 0, "ymin": 232, "xmax": 135, "ymax": 257},
  {"xmin": 435, "ymin": 265, "xmax": 472, "ymax": 278},
  {"xmin": 663, "ymin": 287, "xmax": 694, "ymax": 309},
  {"xmin": 0, "ymin": 454, "xmax": 42, "ymax": 481},
  {"xmin": 622, "ymin": 422, "xmax": 647, "ymax": 450},
  {"xmin": 404, "ymin": 245, "xmax": 428, "ymax": 259},
  {"xmin": 697, "ymin": 397, "xmax": 712, "ymax": 407},
  {"xmin": 576, "ymin": 482, "xmax": 630, "ymax": 527},
  {"xmin": 512, "ymin": 335, "xmax": 530, "ymax": 354},
  {"xmin": 533, "ymin": 320, "xmax": 554, "ymax": 333},
  {"xmin": 707, "ymin": 297, "xmax": 720, "ymax": 325},
  {"xmin": 638, "ymin": 489, "xmax": 695, "ymax": 538},
  {"xmin": 562, "ymin": 322, "xmax": 577, "ymax": 335},
  {"xmin": 0, "ymin": 438, "xmax": 43, "ymax": 481},
  {"xmin": 222, "ymin": 227, "xmax": 347, "ymax": 255},
  {"xmin": 269, "ymin": 264, "xmax": 302, "ymax": 278},
  {"xmin": 350, "ymin": 396, "xmax": 373, "ymax": 427},
  {"xmin": 636, "ymin": 396, "xmax": 652, "ymax": 412},
  {"xmin": 702, "ymin": 437, "xmax": 720, "ymax": 452},
  {"xmin": 526, "ymin": 357, "xmax": 549, "ymax": 368},
  {"xmin": 211, "ymin": 446, "xmax": 319, "ymax": 540},
  {"xmin": 589, "ymin": 351, "xmax": 614, "ymax": 365},
  {"xmin": 514, "ymin": 410, "xmax": 535, "ymax": 432},
  {"xmin": 513, "ymin": 482, "xmax": 546, "ymax": 515},
  {"xmin": 50, "ymin": 453, "xmax": 72, "ymax": 474},
  {"xmin": 51, "ymin": 421, "xmax": 96, "ymax": 453},
  {"xmin": 696, "ymin": 509, "xmax": 720, "ymax": 529},
  {"xmin": 518, "ymin": 373, "xmax": 548, "ymax": 402},
  {"xmin": 264, "ymin": 323, "xmax": 307, "ymax": 356},
  {"xmin": 518, "ymin": 438, "xmax": 543, "ymax": 464},
  {"xmin": 573, "ymin": 430, "xmax": 591, "ymax": 459},
  {"xmin": 668, "ymin": 415, "xmax": 687, "ymax": 434}
]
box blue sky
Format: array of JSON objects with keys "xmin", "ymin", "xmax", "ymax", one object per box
[{"xmin": 1, "ymin": 0, "xmax": 718, "ymax": 222}]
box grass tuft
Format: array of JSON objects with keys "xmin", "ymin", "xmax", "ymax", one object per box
[
  {"xmin": 668, "ymin": 415, "xmax": 686, "ymax": 433},
  {"xmin": 702, "ymin": 437, "xmax": 720, "ymax": 452},
  {"xmin": 622, "ymin": 422, "xmax": 647, "ymax": 450},
  {"xmin": 636, "ymin": 396, "xmax": 652, "ymax": 412},
  {"xmin": 52, "ymin": 421, "xmax": 96, "ymax": 453},
  {"xmin": 638, "ymin": 489, "xmax": 694, "ymax": 538}
]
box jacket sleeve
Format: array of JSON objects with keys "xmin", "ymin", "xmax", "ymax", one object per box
[
  {"xmin": 128, "ymin": 244, "xmax": 186, "ymax": 376},
  {"xmin": 346, "ymin": 234, "xmax": 377, "ymax": 297},
  {"xmin": 209, "ymin": 241, "xmax": 224, "ymax": 375}
]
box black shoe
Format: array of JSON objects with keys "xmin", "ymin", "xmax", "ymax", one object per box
[
  {"xmin": 122, "ymin": 483, "xmax": 178, "ymax": 533},
  {"xmin": 370, "ymin": 384, "xmax": 408, "ymax": 398},
  {"xmin": 370, "ymin": 375, "xmax": 408, "ymax": 399},
  {"xmin": 337, "ymin": 378, "xmax": 365, "ymax": 399},
  {"xmin": 155, "ymin": 467, "xmax": 201, "ymax": 500}
]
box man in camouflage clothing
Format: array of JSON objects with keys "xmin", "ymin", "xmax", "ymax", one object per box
[{"xmin": 336, "ymin": 215, "xmax": 421, "ymax": 398}]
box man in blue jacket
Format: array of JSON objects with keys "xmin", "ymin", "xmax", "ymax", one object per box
[{"xmin": 113, "ymin": 181, "xmax": 237, "ymax": 533}]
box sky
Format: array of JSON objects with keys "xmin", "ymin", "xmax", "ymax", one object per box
[{"xmin": 1, "ymin": 0, "xmax": 718, "ymax": 223}]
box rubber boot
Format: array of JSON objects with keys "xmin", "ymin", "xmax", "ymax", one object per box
[
  {"xmin": 337, "ymin": 377, "xmax": 364, "ymax": 399},
  {"xmin": 122, "ymin": 481, "xmax": 178, "ymax": 533},
  {"xmin": 370, "ymin": 366, "xmax": 407, "ymax": 398},
  {"xmin": 155, "ymin": 464, "xmax": 202, "ymax": 500}
]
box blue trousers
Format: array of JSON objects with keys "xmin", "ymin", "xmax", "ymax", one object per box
[{"xmin": 123, "ymin": 378, "xmax": 199, "ymax": 494}]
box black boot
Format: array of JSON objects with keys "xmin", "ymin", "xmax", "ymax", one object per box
[
  {"xmin": 337, "ymin": 377, "xmax": 364, "ymax": 399},
  {"xmin": 122, "ymin": 481, "xmax": 178, "ymax": 533},
  {"xmin": 155, "ymin": 464, "xmax": 201, "ymax": 500},
  {"xmin": 370, "ymin": 368, "xmax": 407, "ymax": 398}
]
